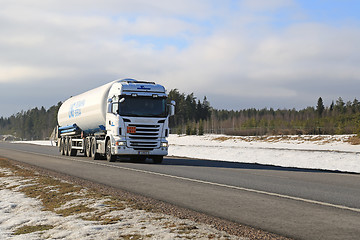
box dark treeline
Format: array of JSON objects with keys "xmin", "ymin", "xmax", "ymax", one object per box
[
  {"xmin": 1, "ymin": 93, "xmax": 360, "ymax": 140},
  {"xmin": 0, "ymin": 102, "xmax": 62, "ymax": 140},
  {"xmin": 168, "ymin": 89, "xmax": 211, "ymax": 135},
  {"xmin": 170, "ymin": 96, "xmax": 360, "ymax": 136}
]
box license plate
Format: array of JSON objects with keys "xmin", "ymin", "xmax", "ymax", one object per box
[{"xmin": 138, "ymin": 151, "xmax": 149, "ymax": 155}]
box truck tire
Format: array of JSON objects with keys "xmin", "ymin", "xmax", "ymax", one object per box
[
  {"xmin": 66, "ymin": 137, "xmax": 77, "ymax": 156},
  {"xmin": 60, "ymin": 137, "xmax": 66, "ymax": 155},
  {"xmin": 85, "ymin": 137, "xmax": 91, "ymax": 157},
  {"xmin": 59, "ymin": 137, "xmax": 65, "ymax": 155},
  {"xmin": 106, "ymin": 140, "xmax": 116, "ymax": 162},
  {"xmin": 153, "ymin": 156, "xmax": 163, "ymax": 164},
  {"xmin": 66, "ymin": 137, "xmax": 71, "ymax": 156},
  {"xmin": 91, "ymin": 137, "xmax": 100, "ymax": 160}
]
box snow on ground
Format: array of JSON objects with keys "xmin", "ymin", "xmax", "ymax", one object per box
[
  {"xmin": 167, "ymin": 134, "xmax": 360, "ymax": 174},
  {"xmin": 12, "ymin": 134, "xmax": 360, "ymax": 173},
  {"xmin": 12, "ymin": 140, "xmax": 55, "ymax": 146},
  {"xmin": 0, "ymin": 165, "xmax": 239, "ymax": 239}
]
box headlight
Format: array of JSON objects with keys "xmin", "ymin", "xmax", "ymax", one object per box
[
  {"xmin": 161, "ymin": 142, "xmax": 168, "ymax": 148},
  {"xmin": 116, "ymin": 141, "xmax": 126, "ymax": 146}
]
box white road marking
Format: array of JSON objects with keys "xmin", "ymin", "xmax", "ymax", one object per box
[{"xmin": 4, "ymin": 147, "xmax": 360, "ymax": 214}]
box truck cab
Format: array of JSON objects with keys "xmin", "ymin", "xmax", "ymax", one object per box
[{"xmin": 104, "ymin": 79, "xmax": 174, "ymax": 163}]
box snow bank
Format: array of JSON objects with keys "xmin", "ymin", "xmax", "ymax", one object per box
[
  {"xmin": 168, "ymin": 134, "xmax": 360, "ymax": 173},
  {"xmin": 12, "ymin": 140, "xmax": 54, "ymax": 146}
]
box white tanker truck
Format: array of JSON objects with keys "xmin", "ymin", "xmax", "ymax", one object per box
[{"xmin": 56, "ymin": 78, "xmax": 175, "ymax": 163}]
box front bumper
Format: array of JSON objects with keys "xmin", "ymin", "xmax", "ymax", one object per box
[{"xmin": 113, "ymin": 145, "xmax": 168, "ymax": 156}]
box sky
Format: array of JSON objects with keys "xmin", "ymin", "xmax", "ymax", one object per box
[{"xmin": 1, "ymin": 0, "xmax": 360, "ymax": 117}]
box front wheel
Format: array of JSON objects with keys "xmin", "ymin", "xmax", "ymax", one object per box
[{"xmin": 106, "ymin": 140, "xmax": 116, "ymax": 162}]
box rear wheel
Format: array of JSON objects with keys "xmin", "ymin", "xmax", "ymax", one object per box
[
  {"xmin": 66, "ymin": 137, "xmax": 71, "ymax": 156},
  {"xmin": 106, "ymin": 140, "xmax": 116, "ymax": 162},
  {"xmin": 60, "ymin": 137, "xmax": 66, "ymax": 155},
  {"xmin": 91, "ymin": 138, "xmax": 100, "ymax": 160},
  {"xmin": 85, "ymin": 137, "xmax": 91, "ymax": 157},
  {"xmin": 67, "ymin": 137, "xmax": 77, "ymax": 156}
]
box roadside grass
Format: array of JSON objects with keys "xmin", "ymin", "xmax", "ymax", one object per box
[
  {"xmin": 212, "ymin": 135, "xmax": 355, "ymax": 144},
  {"xmin": 0, "ymin": 158, "xmax": 261, "ymax": 239},
  {"xmin": 0, "ymin": 158, "xmax": 134, "ymax": 225},
  {"xmin": 346, "ymin": 135, "xmax": 360, "ymax": 145},
  {"xmin": 13, "ymin": 225, "xmax": 54, "ymax": 235},
  {"xmin": 120, "ymin": 234, "xmax": 152, "ymax": 240}
]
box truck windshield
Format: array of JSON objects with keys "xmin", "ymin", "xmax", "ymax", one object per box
[{"xmin": 119, "ymin": 96, "xmax": 167, "ymax": 117}]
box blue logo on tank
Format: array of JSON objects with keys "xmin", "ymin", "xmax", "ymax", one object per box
[
  {"xmin": 69, "ymin": 100, "xmax": 85, "ymax": 119},
  {"xmin": 137, "ymin": 85, "xmax": 151, "ymax": 90}
]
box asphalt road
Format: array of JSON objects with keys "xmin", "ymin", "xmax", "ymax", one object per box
[{"xmin": 1, "ymin": 142, "xmax": 360, "ymax": 240}]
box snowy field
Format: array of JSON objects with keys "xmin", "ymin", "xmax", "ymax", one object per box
[
  {"xmin": 168, "ymin": 134, "xmax": 360, "ymax": 173},
  {"xmin": 13, "ymin": 134, "xmax": 360, "ymax": 173},
  {"xmin": 0, "ymin": 162, "xmax": 238, "ymax": 239}
]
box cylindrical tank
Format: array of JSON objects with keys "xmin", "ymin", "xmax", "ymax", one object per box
[{"xmin": 58, "ymin": 81, "xmax": 116, "ymax": 133}]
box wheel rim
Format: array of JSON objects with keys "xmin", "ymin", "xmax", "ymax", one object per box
[
  {"xmin": 67, "ymin": 138, "xmax": 71, "ymax": 155},
  {"xmin": 106, "ymin": 141, "xmax": 111, "ymax": 159},
  {"xmin": 91, "ymin": 139, "xmax": 96, "ymax": 157},
  {"xmin": 86, "ymin": 138, "xmax": 91, "ymax": 157},
  {"xmin": 61, "ymin": 138, "xmax": 65, "ymax": 155}
]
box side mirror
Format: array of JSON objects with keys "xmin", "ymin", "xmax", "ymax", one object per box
[
  {"xmin": 169, "ymin": 101, "xmax": 176, "ymax": 116},
  {"xmin": 170, "ymin": 105, "xmax": 175, "ymax": 116}
]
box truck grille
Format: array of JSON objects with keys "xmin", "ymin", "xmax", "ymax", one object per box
[{"xmin": 127, "ymin": 124, "xmax": 160, "ymax": 150}]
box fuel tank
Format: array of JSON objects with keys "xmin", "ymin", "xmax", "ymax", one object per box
[{"xmin": 57, "ymin": 81, "xmax": 115, "ymax": 133}]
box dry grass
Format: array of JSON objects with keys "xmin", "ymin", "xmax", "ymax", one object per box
[
  {"xmin": 119, "ymin": 234, "xmax": 153, "ymax": 240},
  {"xmin": 20, "ymin": 178, "xmax": 84, "ymax": 212},
  {"xmin": 173, "ymin": 223, "xmax": 199, "ymax": 234},
  {"xmin": 13, "ymin": 225, "xmax": 54, "ymax": 235},
  {"xmin": 0, "ymin": 158, "xmax": 16, "ymax": 171},
  {"xmin": 345, "ymin": 136, "xmax": 360, "ymax": 145},
  {"xmin": 212, "ymin": 135, "xmax": 352, "ymax": 144},
  {"xmin": 0, "ymin": 158, "xmax": 132, "ymax": 225},
  {"xmin": 55, "ymin": 204, "xmax": 94, "ymax": 217},
  {"xmin": 213, "ymin": 136, "xmax": 234, "ymax": 142}
]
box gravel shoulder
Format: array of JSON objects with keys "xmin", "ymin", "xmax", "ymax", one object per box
[{"xmin": 0, "ymin": 157, "xmax": 291, "ymax": 240}]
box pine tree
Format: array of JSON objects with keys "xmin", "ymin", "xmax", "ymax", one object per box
[
  {"xmin": 335, "ymin": 97, "xmax": 345, "ymax": 114},
  {"xmin": 316, "ymin": 97, "xmax": 325, "ymax": 116},
  {"xmin": 198, "ymin": 120, "xmax": 204, "ymax": 135}
]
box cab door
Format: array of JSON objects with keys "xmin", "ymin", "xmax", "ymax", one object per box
[{"xmin": 106, "ymin": 101, "xmax": 120, "ymax": 136}]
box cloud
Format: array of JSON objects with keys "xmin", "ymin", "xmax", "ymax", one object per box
[
  {"xmin": 0, "ymin": 65, "xmax": 62, "ymax": 83},
  {"xmin": 0, "ymin": 0, "xmax": 360, "ymax": 116},
  {"xmin": 241, "ymin": 0, "xmax": 296, "ymax": 11}
]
